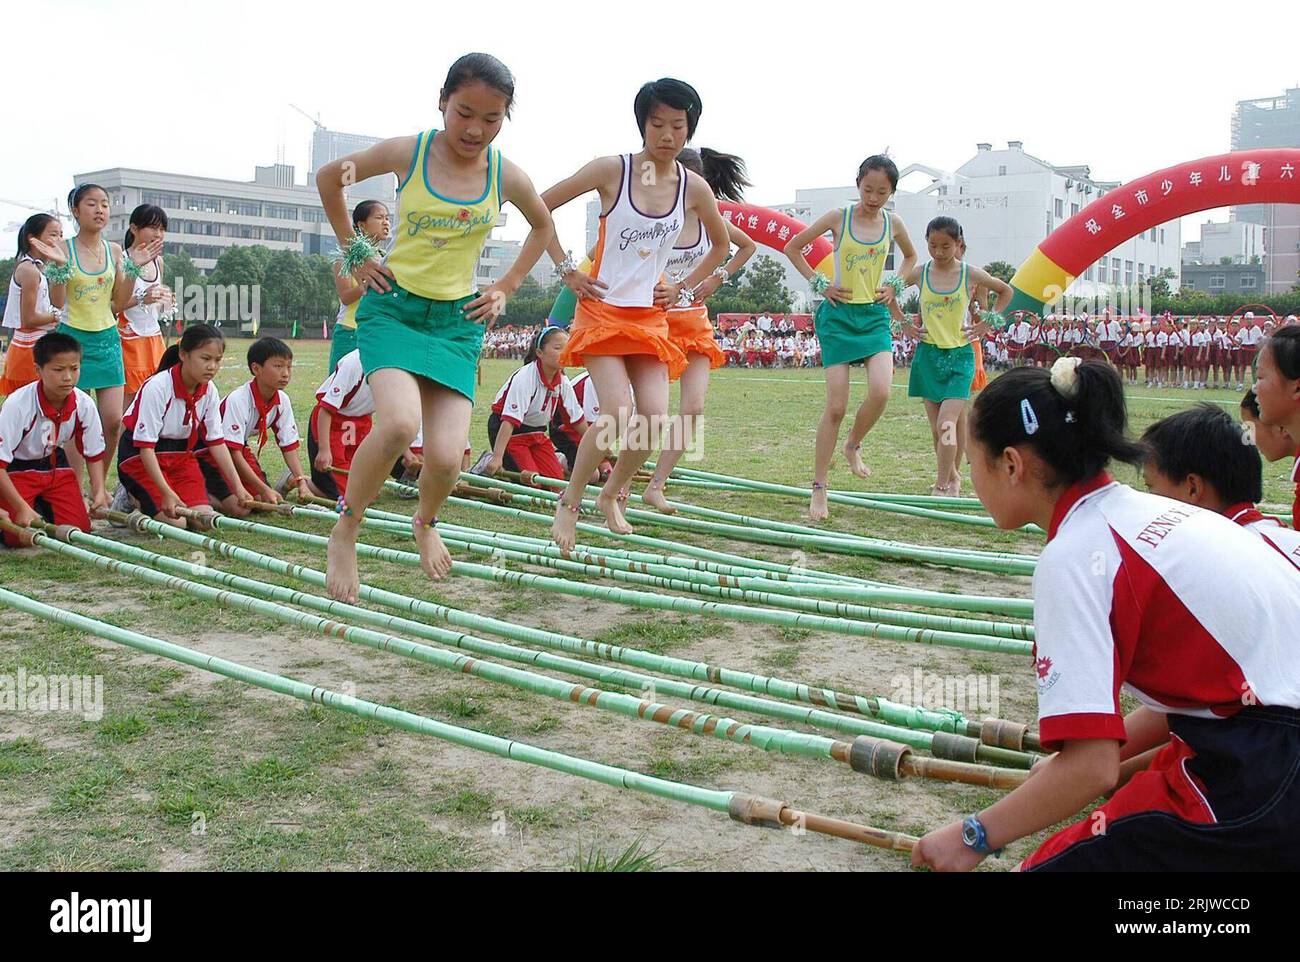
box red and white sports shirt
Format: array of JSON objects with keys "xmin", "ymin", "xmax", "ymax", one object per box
[
  {"xmin": 221, "ymin": 380, "xmax": 300, "ymax": 453},
  {"xmin": 122, "ymin": 365, "xmax": 225, "ymax": 450},
  {"xmin": 491, "ymin": 360, "xmax": 582, "ymax": 431},
  {"xmin": 1222, "ymin": 502, "xmax": 1300, "ymax": 571},
  {"xmin": 1031, "ymin": 475, "xmax": 1300, "ymax": 751},
  {"xmin": 0, "ymin": 382, "xmax": 105, "ymax": 469},
  {"xmin": 315, "ymin": 350, "xmax": 373, "ymax": 418}
]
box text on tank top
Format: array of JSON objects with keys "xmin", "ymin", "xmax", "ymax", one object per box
[
  {"xmin": 833, "ymin": 206, "xmax": 891, "ymax": 304},
  {"xmin": 65, "ymin": 237, "xmax": 117, "ymax": 332},
  {"xmin": 589, "ymin": 155, "xmax": 687, "ymax": 308}
]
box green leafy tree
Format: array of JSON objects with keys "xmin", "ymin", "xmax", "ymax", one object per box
[
  {"xmin": 983, "ymin": 260, "xmax": 1016, "ymax": 284},
  {"xmin": 262, "ymin": 248, "xmax": 314, "ymax": 324}
]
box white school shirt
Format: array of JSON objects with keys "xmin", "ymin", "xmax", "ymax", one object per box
[
  {"xmin": 491, "ymin": 360, "xmax": 583, "ymax": 430},
  {"xmin": 1009, "ymin": 321, "xmax": 1032, "ymax": 344},
  {"xmin": 1031, "ymin": 476, "xmax": 1300, "ymax": 751},
  {"xmin": 1222, "ymin": 504, "xmax": 1300, "ymax": 571},
  {"xmin": 1101, "ymin": 319, "xmax": 1123, "ymax": 341},
  {"xmin": 1155, "ymin": 331, "xmax": 1169, "ymax": 348},
  {"xmin": 315, "ymin": 349, "xmax": 374, "ymax": 418},
  {"xmin": 122, "ymin": 365, "xmax": 225, "ymax": 449},
  {"xmin": 0, "ymin": 382, "xmax": 105, "ymax": 469},
  {"xmin": 1191, "ymin": 331, "xmax": 1208, "ymax": 349},
  {"xmin": 569, "ymin": 371, "xmax": 601, "ymax": 425},
  {"xmin": 589, "ymin": 154, "xmax": 687, "ymax": 308},
  {"xmin": 220, "ymin": 380, "xmax": 301, "ymax": 453},
  {"xmin": 1242, "ymin": 325, "xmax": 1264, "ymax": 346}
]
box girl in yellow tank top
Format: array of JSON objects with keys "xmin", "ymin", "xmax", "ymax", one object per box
[
  {"xmin": 329, "ymin": 200, "xmax": 390, "ymax": 372},
  {"xmin": 38, "ymin": 182, "xmax": 162, "ymax": 475},
  {"xmin": 783, "ymin": 154, "xmax": 918, "ymax": 521},
  {"xmin": 313, "ymin": 52, "xmax": 554, "ymax": 604},
  {"xmin": 899, "ymin": 216, "xmax": 1014, "ymax": 496}
]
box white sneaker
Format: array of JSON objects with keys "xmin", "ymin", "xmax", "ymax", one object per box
[
  {"xmin": 273, "ymin": 468, "xmax": 293, "ymax": 496},
  {"xmin": 468, "ymin": 450, "xmax": 494, "ymax": 476}
]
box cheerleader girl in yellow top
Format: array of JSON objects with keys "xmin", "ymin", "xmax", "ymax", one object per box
[
  {"xmin": 329, "ymin": 200, "xmax": 390, "ymax": 373},
  {"xmin": 33, "ymin": 183, "xmax": 163, "ymax": 475},
  {"xmin": 315, "ymin": 53, "xmax": 554, "ymax": 603},
  {"xmin": 540, "ymin": 78, "xmax": 731, "ymax": 549},
  {"xmin": 897, "ymin": 217, "xmax": 1012, "ymax": 496},
  {"xmin": 785, "ymin": 156, "xmax": 917, "ymax": 521}
]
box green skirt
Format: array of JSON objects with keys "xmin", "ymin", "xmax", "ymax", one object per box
[
  {"xmin": 814, "ymin": 300, "xmax": 893, "ymax": 367},
  {"xmin": 355, "ymin": 283, "xmax": 483, "ymax": 401},
  {"xmin": 328, "ymin": 324, "xmax": 358, "ymax": 373},
  {"xmin": 909, "ymin": 341, "xmax": 975, "ymax": 402},
  {"xmin": 56, "ymin": 323, "xmax": 124, "ymax": 391}
]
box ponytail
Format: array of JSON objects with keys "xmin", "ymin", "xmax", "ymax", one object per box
[
  {"xmin": 677, "ymin": 147, "xmax": 751, "ymax": 203},
  {"xmin": 156, "ymin": 323, "xmax": 223, "ymax": 375},
  {"xmin": 970, "ymin": 359, "xmax": 1145, "ymax": 487},
  {"xmin": 124, "ymin": 203, "xmax": 168, "ymax": 251}
]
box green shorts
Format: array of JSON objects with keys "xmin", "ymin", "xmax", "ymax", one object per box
[
  {"xmin": 909, "ymin": 341, "xmax": 975, "ymax": 402},
  {"xmin": 814, "ymin": 300, "xmax": 893, "ymax": 367},
  {"xmin": 355, "ymin": 283, "xmax": 483, "ymax": 401},
  {"xmin": 328, "ymin": 324, "xmax": 358, "ymax": 373},
  {"xmin": 56, "ymin": 323, "xmax": 124, "ymax": 391}
]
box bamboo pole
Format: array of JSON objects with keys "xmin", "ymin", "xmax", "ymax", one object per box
[
  {"xmin": 99, "ymin": 511, "xmax": 1042, "ymax": 758},
  {"xmin": 221, "ymin": 508, "xmax": 1033, "ymax": 656},
  {"xmin": 20, "ymin": 519, "xmax": 1032, "ymax": 784},
  {"xmin": 0, "ymin": 582, "xmax": 919, "ymax": 852}
]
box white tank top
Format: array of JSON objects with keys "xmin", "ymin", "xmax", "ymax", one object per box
[
  {"xmin": 120, "ymin": 258, "xmax": 164, "ymax": 338},
  {"xmin": 3, "ymin": 256, "xmax": 52, "ymax": 330},
  {"xmin": 664, "ymin": 218, "xmax": 710, "ymax": 314},
  {"xmin": 591, "ymin": 154, "xmax": 687, "ymax": 308}
]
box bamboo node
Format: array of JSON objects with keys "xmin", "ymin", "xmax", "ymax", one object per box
[
  {"xmin": 727, "ymin": 793, "xmax": 788, "ymax": 829},
  {"xmin": 930, "ymin": 731, "xmax": 981, "ymax": 763},
  {"xmin": 849, "ymin": 735, "xmax": 910, "ymax": 779},
  {"xmin": 980, "ymin": 717, "xmax": 1029, "ymax": 752},
  {"xmin": 125, "ymin": 511, "xmax": 151, "ymax": 533},
  {"xmin": 51, "ymin": 524, "xmax": 79, "ymax": 543}
]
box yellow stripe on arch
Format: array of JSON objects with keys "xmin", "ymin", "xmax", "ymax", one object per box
[{"xmin": 1007, "ymin": 247, "xmax": 1072, "ymax": 313}]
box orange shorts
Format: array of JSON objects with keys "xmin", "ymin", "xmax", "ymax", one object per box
[
  {"xmin": 0, "ymin": 335, "xmax": 40, "ymax": 397},
  {"xmin": 559, "ymin": 300, "xmax": 687, "ymax": 380},
  {"xmin": 119, "ymin": 325, "xmax": 166, "ymax": 394},
  {"xmin": 666, "ymin": 306, "xmax": 724, "ymax": 377}
]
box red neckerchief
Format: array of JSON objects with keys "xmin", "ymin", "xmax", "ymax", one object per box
[
  {"xmin": 535, "ymin": 359, "xmax": 561, "ymax": 390},
  {"xmin": 248, "ymin": 379, "xmax": 276, "ymax": 453},
  {"xmin": 1046, "ymin": 472, "xmax": 1114, "ymax": 542},
  {"xmin": 1222, "ymin": 502, "xmax": 1272, "ymax": 528},
  {"xmin": 36, "ymin": 382, "xmax": 76, "ymax": 470},
  {"xmin": 170, "ymin": 364, "xmax": 204, "ymax": 452}
]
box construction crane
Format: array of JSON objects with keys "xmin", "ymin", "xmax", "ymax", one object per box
[
  {"xmin": 289, "ymin": 104, "xmax": 323, "ymax": 130},
  {"xmin": 1, "ymin": 196, "xmax": 68, "ymax": 233}
]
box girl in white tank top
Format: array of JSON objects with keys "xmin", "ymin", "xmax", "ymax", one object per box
[
  {"xmin": 644, "ymin": 147, "xmax": 756, "ymax": 514},
  {"xmin": 539, "ymin": 78, "xmax": 732, "ymax": 549},
  {"xmin": 1, "ymin": 214, "xmax": 64, "ymax": 397}
]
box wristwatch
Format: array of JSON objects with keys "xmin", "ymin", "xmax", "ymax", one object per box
[{"xmin": 961, "ymin": 814, "xmax": 1004, "ymax": 857}]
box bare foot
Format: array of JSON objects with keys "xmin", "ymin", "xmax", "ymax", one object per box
[
  {"xmin": 552, "ymin": 500, "xmax": 580, "ymax": 551},
  {"xmin": 843, "ymin": 441, "xmax": 871, "ymax": 479},
  {"xmin": 809, "ymin": 483, "xmax": 829, "ymax": 522},
  {"xmin": 641, "ymin": 479, "xmax": 677, "ymax": 515},
  {"xmin": 947, "ymin": 471, "xmax": 962, "ymax": 496},
  {"xmin": 412, "ymin": 518, "xmax": 452, "ymax": 580},
  {"xmin": 597, "ymin": 489, "xmax": 634, "ymax": 535},
  {"xmin": 326, "ymin": 522, "xmax": 360, "ymax": 603}
]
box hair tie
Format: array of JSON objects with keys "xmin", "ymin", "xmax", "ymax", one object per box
[
  {"xmin": 1020, "ymin": 398, "xmax": 1039, "ymax": 436},
  {"xmin": 1049, "ymin": 356, "xmax": 1082, "ymax": 399}
]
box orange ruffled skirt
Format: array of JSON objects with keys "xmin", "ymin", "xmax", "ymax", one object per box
[
  {"xmin": 0, "ymin": 326, "xmax": 55, "ymax": 396},
  {"xmin": 666, "ymin": 306, "xmax": 724, "ymax": 378},
  {"xmin": 119, "ymin": 320, "xmax": 166, "ymax": 395},
  {"xmin": 970, "ymin": 339, "xmax": 988, "ymax": 392},
  {"xmin": 560, "ymin": 300, "xmax": 687, "ymax": 381}
]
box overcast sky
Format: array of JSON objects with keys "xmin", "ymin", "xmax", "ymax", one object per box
[{"xmin": 4, "ymin": 0, "xmax": 1297, "ymax": 258}]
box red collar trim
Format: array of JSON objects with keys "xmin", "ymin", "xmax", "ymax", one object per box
[
  {"xmin": 534, "ymin": 359, "xmax": 561, "ymax": 390},
  {"xmin": 36, "ymin": 383, "xmax": 76, "ymax": 422},
  {"xmin": 1223, "ymin": 502, "xmax": 1269, "ymax": 527},
  {"xmin": 1047, "ymin": 472, "xmax": 1114, "ymax": 542}
]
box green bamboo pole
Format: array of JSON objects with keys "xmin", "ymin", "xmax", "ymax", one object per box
[
  {"xmin": 505, "ymin": 467, "xmax": 1039, "ymax": 535},
  {"xmin": 110, "ymin": 512, "xmax": 1039, "ymax": 755},
  {"xmin": 0, "ymin": 583, "xmax": 922, "ymax": 851},
  {"xmin": 656, "ymin": 464, "xmax": 990, "ymax": 510},
  {"xmin": 224, "ymin": 509, "xmax": 1032, "ymax": 656},
  {"xmin": 27, "ymin": 522, "xmax": 1032, "ymax": 783},
  {"xmin": 384, "ymin": 486, "xmax": 1036, "ymax": 617},
  {"xmin": 321, "ymin": 506, "xmax": 1033, "ymax": 643},
  {"xmin": 456, "ymin": 472, "xmax": 1040, "ymax": 568}
]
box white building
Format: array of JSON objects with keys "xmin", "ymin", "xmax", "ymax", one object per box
[{"xmin": 1182, "ymin": 219, "xmax": 1266, "ymax": 266}]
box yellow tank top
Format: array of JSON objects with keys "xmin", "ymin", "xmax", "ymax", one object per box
[
  {"xmin": 919, "ymin": 261, "xmax": 972, "ymax": 350},
  {"xmin": 66, "ymin": 237, "xmax": 117, "ymax": 332},
  {"xmin": 338, "ymin": 276, "xmax": 361, "ymax": 329},
  {"xmin": 834, "ymin": 207, "xmax": 891, "ymax": 304},
  {"xmin": 385, "ymin": 129, "xmax": 501, "ymax": 301}
]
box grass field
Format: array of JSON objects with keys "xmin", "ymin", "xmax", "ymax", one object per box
[{"xmin": 1, "ymin": 339, "xmax": 1292, "ymax": 871}]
